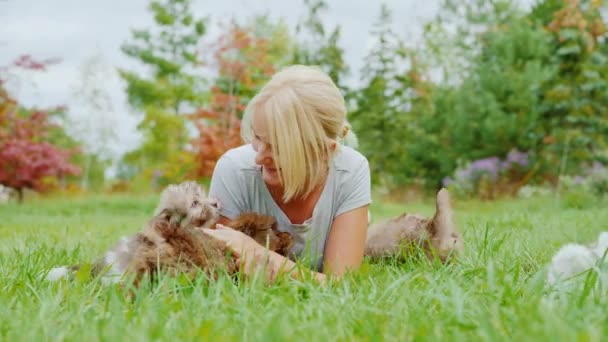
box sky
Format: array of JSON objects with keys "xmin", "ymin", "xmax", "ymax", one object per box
[{"xmin": 0, "ymin": 0, "xmax": 529, "ymax": 161}]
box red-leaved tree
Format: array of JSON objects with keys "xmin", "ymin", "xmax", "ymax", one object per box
[
  {"xmin": 0, "ymin": 56, "xmax": 81, "ymax": 202},
  {"xmin": 189, "ymin": 23, "xmax": 278, "ymax": 178}
]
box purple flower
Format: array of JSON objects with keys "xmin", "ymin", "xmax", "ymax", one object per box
[
  {"xmin": 456, "ymin": 167, "xmax": 472, "ymax": 181},
  {"xmin": 469, "ymin": 156, "xmax": 500, "ymax": 180},
  {"xmin": 506, "ymin": 149, "xmax": 529, "ymax": 167}
]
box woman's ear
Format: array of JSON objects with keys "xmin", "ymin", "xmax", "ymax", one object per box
[{"xmin": 330, "ymin": 141, "xmax": 338, "ymax": 151}]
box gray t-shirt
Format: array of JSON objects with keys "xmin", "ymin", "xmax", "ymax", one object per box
[{"xmin": 209, "ymin": 144, "xmax": 372, "ymax": 271}]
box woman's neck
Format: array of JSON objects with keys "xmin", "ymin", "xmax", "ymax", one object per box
[
  {"xmin": 267, "ymin": 173, "xmax": 328, "ymax": 204},
  {"xmin": 266, "ymin": 178, "xmax": 327, "ymax": 225}
]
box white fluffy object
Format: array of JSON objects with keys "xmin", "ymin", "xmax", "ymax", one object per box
[
  {"xmin": 45, "ymin": 266, "xmax": 70, "ymax": 282},
  {"xmin": 547, "ymin": 231, "xmax": 608, "ymax": 286}
]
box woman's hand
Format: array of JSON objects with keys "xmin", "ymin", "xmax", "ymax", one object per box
[
  {"xmin": 202, "ymin": 224, "xmax": 260, "ymax": 258},
  {"xmin": 202, "ymin": 225, "xmax": 274, "ymax": 279}
]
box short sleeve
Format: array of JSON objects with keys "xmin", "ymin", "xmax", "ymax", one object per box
[
  {"xmin": 335, "ymin": 158, "xmax": 372, "ymax": 216},
  {"xmin": 208, "ymin": 154, "xmax": 248, "ymax": 219}
]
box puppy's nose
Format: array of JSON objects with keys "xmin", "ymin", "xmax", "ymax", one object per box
[{"xmin": 209, "ymin": 198, "xmax": 221, "ymax": 209}]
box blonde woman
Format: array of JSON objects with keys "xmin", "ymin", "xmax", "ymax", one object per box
[{"xmin": 202, "ymin": 65, "xmax": 370, "ymax": 283}]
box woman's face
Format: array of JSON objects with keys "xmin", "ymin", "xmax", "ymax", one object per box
[{"xmin": 251, "ymin": 113, "xmax": 282, "ymax": 187}]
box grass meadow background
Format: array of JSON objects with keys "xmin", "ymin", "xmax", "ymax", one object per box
[{"xmin": 1, "ymin": 192, "xmax": 608, "ymax": 341}]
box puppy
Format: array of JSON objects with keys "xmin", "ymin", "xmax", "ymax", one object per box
[
  {"xmin": 46, "ymin": 181, "xmax": 293, "ymax": 286},
  {"xmin": 546, "ymin": 231, "xmax": 608, "ymax": 286},
  {"xmin": 365, "ymin": 188, "xmax": 463, "ymax": 263}
]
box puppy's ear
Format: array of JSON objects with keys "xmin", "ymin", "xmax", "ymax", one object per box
[
  {"xmin": 168, "ymin": 214, "xmax": 185, "ymax": 227},
  {"xmin": 157, "ymin": 208, "xmax": 184, "ymax": 227},
  {"xmin": 156, "ymin": 208, "xmax": 172, "ymax": 221}
]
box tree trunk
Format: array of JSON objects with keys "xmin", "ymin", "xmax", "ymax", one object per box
[{"xmin": 17, "ymin": 188, "xmax": 23, "ymax": 203}]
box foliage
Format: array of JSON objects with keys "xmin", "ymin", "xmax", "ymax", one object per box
[
  {"xmin": 292, "ymin": 0, "xmax": 349, "ymax": 90},
  {"xmin": 349, "ymin": 5, "xmax": 427, "ymax": 186},
  {"xmin": 558, "ymin": 161, "xmax": 608, "ymax": 197},
  {"xmin": 189, "ymin": 19, "xmax": 292, "ymax": 178},
  {"xmin": 360, "ymin": 0, "xmax": 608, "ymax": 196},
  {"xmin": 8, "ymin": 0, "xmax": 607, "ymax": 199},
  {"xmin": 0, "ymin": 57, "xmax": 81, "ymax": 201},
  {"xmin": 421, "ymin": 0, "xmax": 524, "ymax": 84},
  {"xmin": 444, "ymin": 149, "xmax": 534, "ymax": 199},
  {"xmin": 119, "ymin": 0, "xmax": 207, "ymax": 114},
  {"xmin": 533, "ymin": 0, "xmax": 608, "ymax": 174},
  {"xmin": 118, "ymin": 0, "xmax": 208, "ymax": 186},
  {"xmin": 121, "ymin": 106, "xmax": 192, "ymax": 188},
  {"xmin": 414, "ymin": 16, "xmax": 557, "ymax": 187}
]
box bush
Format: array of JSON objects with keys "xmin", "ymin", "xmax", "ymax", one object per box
[{"xmin": 443, "ymin": 149, "xmax": 534, "ymax": 199}]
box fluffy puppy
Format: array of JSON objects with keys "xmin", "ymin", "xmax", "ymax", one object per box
[
  {"xmin": 152, "ymin": 180, "xmax": 221, "ymax": 229},
  {"xmin": 46, "ymin": 181, "xmax": 293, "ymax": 286},
  {"xmin": 364, "ymin": 188, "xmax": 463, "ymax": 263},
  {"xmin": 546, "ymin": 231, "xmax": 608, "ymax": 286}
]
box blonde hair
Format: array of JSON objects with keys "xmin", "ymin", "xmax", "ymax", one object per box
[{"xmin": 242, "ymin": 65, "xmax": 352, "ymax": 202}]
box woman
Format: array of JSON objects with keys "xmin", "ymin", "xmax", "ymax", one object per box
[{"xmin": 202, "ymin": 65, "xmax": 370, "ymax": 283}]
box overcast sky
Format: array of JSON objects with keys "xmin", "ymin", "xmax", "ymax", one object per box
[{"xmin": 1, "ymin": 0, "xmax": 528, "ymax": 159}]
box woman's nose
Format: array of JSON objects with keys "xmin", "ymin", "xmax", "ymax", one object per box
[{"xmin": 254, "ymin": 143, "xmax": 271, "ymax": 165}]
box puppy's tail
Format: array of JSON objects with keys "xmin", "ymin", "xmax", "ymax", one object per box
[
  {"xmin": 430, "ymin": 188, "xmax": 464, "ymax": 260},
  {"xmin": 432, "ymin": 189, "xmax": 455, "ymax": 238}
]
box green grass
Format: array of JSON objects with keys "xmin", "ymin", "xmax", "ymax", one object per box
[{"xmin": 1, "ymin": 192, "xmax": 608, "ymax": 341}]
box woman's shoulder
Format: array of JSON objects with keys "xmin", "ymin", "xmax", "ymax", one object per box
[
  {"xmin": 217, "ymin": 144, "xmax": 258, "ymax": 171},
  {"xmin": 330, "ymin": 146, "xmax": 372, "ymax": 214},
  {"xmin": 333, "ymin": 145, "xmax": 370, "ymax": 173}
]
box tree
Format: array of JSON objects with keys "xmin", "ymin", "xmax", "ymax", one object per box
[
  {"xmin": 421, "ymin": 0, "xmax": 524, "ymax": 84},
  {"xmin": 189, "ymin": 18, "xmax": 290, "ymax": 178},
  {"xmin": 349, "ymin": 4, "xmax": 431, "ymax": 187},
  {"xmin": 534, "ymin": 0, "xmax": 608, "ymax": 173},
  {"xmin": 0, "ymin": 56, "xmax": 81, "ymax": 202},
  {"xmin": 68, "ymin": 53, "xmax": 118, "ymax": 190},
  {"xmin": 119, "ymin": 0, "xmax": 208, "ymax": 114},
  {"xmin": 118, "ymin": 0, "xmax": 208, "ymax": 183},
  {"xmin": 292, "ymin": 0, "xmax": 348, "ymax": 90},
  {"xmin": 409, "ymin": 0, "xmax": 607, "ymax": 191}
]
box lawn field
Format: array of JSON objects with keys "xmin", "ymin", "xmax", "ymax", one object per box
[{"xmin": 1, "ymin": 192, "xmax": 607, "ymax": 341}]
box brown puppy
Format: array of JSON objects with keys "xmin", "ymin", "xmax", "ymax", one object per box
[
  {"xmin": 365, "ymin": 188, "xmax": 463, "ymax": 263},
  {"xmin": 123, "ymin": 210, "xmax": 293, "ymax": 287},
  {"xmin": 46, "ymin": 181, "xmax": 293, "ymax": 286}
]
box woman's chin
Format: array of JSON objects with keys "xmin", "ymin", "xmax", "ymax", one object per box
[
  {"xmin": 262, "ymin": 170, "xmax": 281, "ymax": 186},
  {"xmin": 264, "ymin": 176, "xmax": 281, "ymax": 187}
]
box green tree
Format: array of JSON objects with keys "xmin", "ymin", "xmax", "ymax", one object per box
[
  {"xmin": 411, "ymin": 12, "xmax": 558, "ymax": 187},
  {"xmin": 411, "ymin": 0, "xmax": 607, "ymax": 190},
  {"xmin": 422, "ymin": 0, "xmax": 524, "ymax": 84},
  {"xmin": 117, "ymin": 0, "xmax": 208, "ymax": 187},
  {"xmin": 533, "ymin": 0, "xmax": 608, "ymax": 172},
  {"xmin": 349, "ymin": 4, "xmax": 428, "ymax": 187},
  {"xmin": 292, "ymin": 0, "xmax": 348, "ymax": 89},
  {"xmin": 119, "ymin": 0, "xmax": 207, "ymax": 114}
]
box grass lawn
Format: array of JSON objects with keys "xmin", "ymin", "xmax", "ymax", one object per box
[{"xmin": 1, "ymin": 192, "xmax": 607, "ymax": 341}]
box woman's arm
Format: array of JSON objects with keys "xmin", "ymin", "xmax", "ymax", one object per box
[
  {"xmin": 321, "ymin": 205, "xmax": 369, "ymax": 277},
  {"xmin": 202, "ymin": 225, "xmax": 327, "ymax": 283},
  {"xmin": 205, "ymin": 205, "xmax": 368, "ymax": 282}
]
